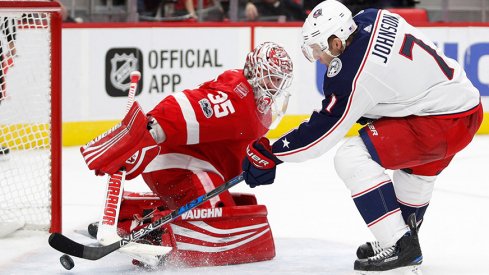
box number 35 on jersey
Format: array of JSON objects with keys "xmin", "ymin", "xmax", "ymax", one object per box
[{"xmin": 199, "ymin": 91, "xmax": 236, "ymax": 118}]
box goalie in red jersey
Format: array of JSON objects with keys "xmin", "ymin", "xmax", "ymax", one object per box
[{"xmin": 81, "ymin": 42, "xmax": 293, "ymax": 268}]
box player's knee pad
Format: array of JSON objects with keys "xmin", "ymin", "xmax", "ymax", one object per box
[
  {"xmin": 151, "ymin": 193, "xmax": 275, "ymax": 267},
  {"xmin": 334, "ymin": 136, "xmax": 389, "ymax": 193},
  {"xmin": 393, "ymin": 170, "xmax": 435, "ymax": 223}
]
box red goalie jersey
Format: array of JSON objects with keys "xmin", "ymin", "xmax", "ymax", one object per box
[{"xmin": 142, "ymin": 69, "xmax": 269, "ymax": 208}]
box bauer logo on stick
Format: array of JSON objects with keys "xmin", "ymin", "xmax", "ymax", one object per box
[{"xmin": 105, "ymin": 48, "xmax": 144, "ymax": 97}]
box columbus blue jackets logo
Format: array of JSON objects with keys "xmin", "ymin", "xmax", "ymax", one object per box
[
  {"xmin": 327, "ymin": 58, "xmax": 342, "ymax": 78},
  {"xmin": 313, "ymin": 9, "xmax": 322, "ymax": 18},
  {"xmin": 199, "ymin": 98, "xmax": 213, "ymax": 118}
]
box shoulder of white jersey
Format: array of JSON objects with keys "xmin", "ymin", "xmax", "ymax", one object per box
[{"xmin": 323, "ymin": 9, "xmax": 380, "ymax": 97}]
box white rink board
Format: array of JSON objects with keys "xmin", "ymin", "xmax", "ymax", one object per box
[
  {"xmin": 61, "ymin": 26, "xmax": 489, "ymax": 123},
  {"xmin": 61, "ymin": 27, "xmax": 251, "ymax": 121}
]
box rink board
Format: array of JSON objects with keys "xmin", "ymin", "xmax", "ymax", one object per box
[{"xmin": 58, "ymin": 23, "xmax": 489, "ymax": 145}]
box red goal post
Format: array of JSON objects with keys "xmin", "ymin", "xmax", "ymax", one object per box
[{"xmin": 0, "ymin": 1, "xmax": 62, "ymax": 233}]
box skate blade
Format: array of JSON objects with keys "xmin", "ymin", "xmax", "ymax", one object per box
[{"xmin": 354, "ymin": 265, "xmax": 422, "ymax": 275}]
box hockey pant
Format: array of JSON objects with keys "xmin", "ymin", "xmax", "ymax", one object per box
[
  {"xmin": 116, "ymin": 191, "xmax": 275, "ymax": 267},
  {"xmin": 335, "ymin": 106, "xmax": 483, "ymax": 247}
]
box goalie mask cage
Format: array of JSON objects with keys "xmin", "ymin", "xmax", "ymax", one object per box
[{"xmin": 0, "ymin": 1, "xmax": 61, "ymax": 233}]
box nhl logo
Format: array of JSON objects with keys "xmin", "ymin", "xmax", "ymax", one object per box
[
  {"xmin": 105, "ymin": 48, "xmax": 143, "ymax": 97},
  {"xmin": 327, "ymin": 58, "xmax": 342, "ymax": 78},
  {"xmin": 110, "ymin": 53, "xmax": 139, "ymax": 91},
  {"xmin": 313, "ymin": 8, "xmax": 322, "ymax": 18}
]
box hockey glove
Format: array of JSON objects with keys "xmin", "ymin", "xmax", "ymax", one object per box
[
  {"xmin": 242, "ymin": 137, "xmax": 282, "ymax": 188},
  {"xmin": 80, "ymin": 102, "xmax": 161, "ymax": 180}
]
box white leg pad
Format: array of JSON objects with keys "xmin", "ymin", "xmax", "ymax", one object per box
[
  {"xmin": 119, "ymin": 242, "xmax": 172, "ymax": 267},
  {"xmin": 334, "ymin": 137, "xmax": 391, "ymax": 193},
  {"xmin": 393, "ymin": 170, "xmax": 435, "ymax": 206},
  {"xmin": 98, "ymin": 229, "xmax": 172, "ymax": 267},
  {"xmin": 334, "ymin": 137, "xmax": 407, "ymax": 248}
]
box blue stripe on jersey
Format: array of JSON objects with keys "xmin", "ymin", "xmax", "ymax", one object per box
[
  {"xmin": 353, "ymin": 181, "xmax": 400, "ymax": 225},
  {"xmin": 359, "ymin": 127, "xmax": 382, "ymax": 165},
  {"xmin": 272, "ymin": 9, "xmax": 381, "ymax": 156}
]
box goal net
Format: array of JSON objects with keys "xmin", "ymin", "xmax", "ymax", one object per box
[{"xmin": 0, "ymin": 1, "xmax": 61, "ymax": 235}]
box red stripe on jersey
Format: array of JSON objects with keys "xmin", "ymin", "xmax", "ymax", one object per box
[
  {"xmin": 368, "ymin": 208, "xmax": 401, "ymax": 227},
  {"xmin": 397, "ymin": 199, "xmax": 429, "ymax": 208},
  {"xmin": 351, "ymin": 179, "xmax": 391, "ymax": 199}
]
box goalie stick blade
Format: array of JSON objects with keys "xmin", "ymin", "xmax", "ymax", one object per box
[{"xmin": 48, "ymin": 233, "xmax": 121, "ymax": 260}]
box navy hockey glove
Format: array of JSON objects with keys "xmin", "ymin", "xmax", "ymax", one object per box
[{"xmin": 242, "ymin": 137, "xmax": 282, "ymax": 188}]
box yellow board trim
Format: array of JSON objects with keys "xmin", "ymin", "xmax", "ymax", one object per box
[
  {"xmin": 62, "ymin": 113, "xmax": 489, "ymax": 146},
  {"xmin": 63, "ymin": 121, "xmax": 120, "ymax": 146}
]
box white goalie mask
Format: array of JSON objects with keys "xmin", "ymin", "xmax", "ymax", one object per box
[
  {"xmin": 301, "ymin": 0, "xmax": 357, "ymax": 62},
  {"xmin": 244, "ymin": 42, "xmax": 293, "ymax": 129}
]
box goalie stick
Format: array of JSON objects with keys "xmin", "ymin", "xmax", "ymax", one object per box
[
  {"xmin": 95, "ymin": 71, "xmax": 140, "ymax": 245},
  {"xmin": 48, "ymin": 173, "xmax": 244, "ymax": 260}
]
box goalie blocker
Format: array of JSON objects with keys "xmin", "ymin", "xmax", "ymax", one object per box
[{"xmin": 107, "ymin": 191, "xmax": 275, "ymax": 267}]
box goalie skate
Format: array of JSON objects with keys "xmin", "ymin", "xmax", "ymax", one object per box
[{"xmin": 354, "ymin": 214, "xmax": 422, "ymax": 274}]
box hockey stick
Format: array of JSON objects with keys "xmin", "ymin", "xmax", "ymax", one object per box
[
  {"xmin": 48, "ymin": 173, "xmax": 244, "ymax": 260},
  {"xmin": 95, "ymin": 71, "xmax": 140, "ymax": 245}
]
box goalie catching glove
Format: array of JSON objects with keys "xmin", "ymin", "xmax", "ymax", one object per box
[
  {"xmin": 242, "ymin": 137, "xmax": 282, "ymax": 188},
  {"xmin": 80, "ymin": 102, "xmax": 161, "ymax": 180}
]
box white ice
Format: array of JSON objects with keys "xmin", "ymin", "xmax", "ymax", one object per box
[{"xmin": 1, "ymin": 136, "xmax": 488, "ymax": 275}]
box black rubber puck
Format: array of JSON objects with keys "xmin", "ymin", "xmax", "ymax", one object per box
[{"xmin": 60, "ymin": 254, "xmax": 75, "ymax": 270}]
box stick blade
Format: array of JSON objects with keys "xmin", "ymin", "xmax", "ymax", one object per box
[
  {"xmin": 49, "ymin": 233, "xmax": 85, "ymax": 258},
  {"xmin": 49, "ymin": 233, "xmax": 121, "ymax": 260}
]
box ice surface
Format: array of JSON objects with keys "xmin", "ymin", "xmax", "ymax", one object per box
[{"xmin": 1, "ymin": 136, "xmax": 488, "ymax": 274}]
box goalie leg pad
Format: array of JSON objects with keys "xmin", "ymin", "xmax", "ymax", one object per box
[
  {"xmin": 142, "ymin": 169, "xmax": 236, "ymax": 209},
  {"xmin": 116, "ymin": 191, "xmax": 164, "ymax": 235},
  {"xmin": 153, "ymin": 193, "xmax": 276, "ymax": 267},
  {"xmin": 80, "ymin": 102, "xmax": 160, "ymax": 179}
]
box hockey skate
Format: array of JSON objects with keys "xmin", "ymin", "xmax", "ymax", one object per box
[
  {"xmin": 356, "ymin": 218, "xmax": 423, "ymax": 259},
  {"xmin": 356, "ymin": 241, "xmax": 383, "ymax": 259},
  {"xmin": 354, "ymin": 214, "xmax": 423, "ymax": 274}
]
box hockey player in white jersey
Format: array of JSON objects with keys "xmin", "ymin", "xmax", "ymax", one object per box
[{"xmin": 241, "ymin": 0, "xmax": 483, "ymax": 273}]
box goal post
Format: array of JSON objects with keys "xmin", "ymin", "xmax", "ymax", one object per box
[{"xmin": 0, "ymin": 1, "xmax": 62, "ymax": 234}]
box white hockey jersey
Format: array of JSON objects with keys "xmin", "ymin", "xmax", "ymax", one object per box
[{"xmin": 273, "ymin": 9, "xmax": 481, "ymax": 162}]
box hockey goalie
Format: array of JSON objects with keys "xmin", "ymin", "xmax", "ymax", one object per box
[{"xmin": 80, "ymin": 42, "xmax": 293, "ymax": 268}]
